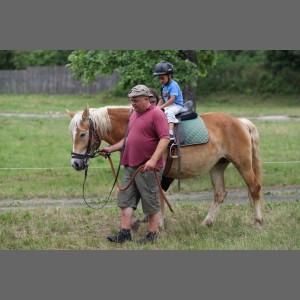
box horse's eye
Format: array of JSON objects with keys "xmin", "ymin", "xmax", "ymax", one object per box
[{"xmin": 80, "ymin": 132, "xmax": 87, "ymax": 138}]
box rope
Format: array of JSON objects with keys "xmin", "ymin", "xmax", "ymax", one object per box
[
  {"xmin": 1, "ymin": 160, "xmax": 300, "ymax": 171},
  {"xmin": 106, "ymin": 155, "xmax": 174, "ymax": 213}
]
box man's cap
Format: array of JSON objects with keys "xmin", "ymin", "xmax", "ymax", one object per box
[{"xmin": 128, "ymin": 85, "xmax": 154, "ymax": 98}]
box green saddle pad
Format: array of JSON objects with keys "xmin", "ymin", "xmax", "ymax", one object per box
[{"xmin": 181, "ymin": 116, "xmax": 209, "ymax": 145}]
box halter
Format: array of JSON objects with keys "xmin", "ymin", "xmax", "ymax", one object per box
[{"xmin": 71, "ymin": 117, "xmax": 101, "ymax": 167}]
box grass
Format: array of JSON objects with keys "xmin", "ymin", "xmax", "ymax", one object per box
[
  {"xmin": 199, "ymin": 92, "xmax": 300, "ymax": 117},
  {"xmin": 1, "ymin": 93, "xmax": 300, "ymax": 250},
  {"xmin": 0, "ymin": 94, "xmax": 128, "ymax": 115},
  {"xmin": 0, "ymin": 201, "xmax": 299, "ymax": 250},
  {"xmin": 1, "ymin": 117, "xmax": 299, "ymax": 199},
  {"xmin": 1, "ymin": 93, "xmax": 300, "ymax": 199},
  {"xmin": 1, "ymin": 92, "xmax": 300, "ymax": 117}
]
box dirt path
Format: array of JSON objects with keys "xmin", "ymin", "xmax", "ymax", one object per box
[
  {"xmin": 2, "ymin": 112, "xmax": 300, "ymax": 122},
  {"xmin": 1, "ymin": 186, "xmax": 299, "ymax": 212}
]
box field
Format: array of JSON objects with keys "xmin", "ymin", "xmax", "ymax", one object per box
[
  {"xmin": 0, "ymin": 93, "xmax": 300, "ymax": 249},
  {"xmin": 1, "ymin": 202, "xmax": 300, "ymax": 250}
]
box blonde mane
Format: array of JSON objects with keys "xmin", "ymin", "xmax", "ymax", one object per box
[{"xmin": 70, "ymin": 106, "xmax": 117, "ymax": 137}]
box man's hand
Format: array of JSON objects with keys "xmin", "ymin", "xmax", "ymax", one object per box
[
  {"xmin": 99, "ymin": 147, "xmax": 110, "ymax": 157},
  {"xmin": 142, "ymin": 159, "xmax": 157, "ymax": 172}
]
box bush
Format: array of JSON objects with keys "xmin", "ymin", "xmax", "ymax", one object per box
[{"xmin": 197, "ymin": 51, "xmax": 300, "ymax": 96}]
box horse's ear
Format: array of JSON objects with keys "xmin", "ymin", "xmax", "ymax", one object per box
[
  {"xmin": 66, "ymin": 109, "xmax": 75, "ymax": 118},
  {"xmin": 83, "ymin": 104, "xmax": 89, "ymax": 119}
]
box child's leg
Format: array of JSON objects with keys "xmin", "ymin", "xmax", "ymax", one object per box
[
  {"xmin": 168, "ymin": 123, "xmax": 175, "ymax": 140},
  {"xmin": 164, "ymin": 104, "xmax": 182, "ymax": 141}
]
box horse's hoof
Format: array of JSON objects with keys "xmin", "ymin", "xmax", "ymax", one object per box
[
  {"xmin": 252, "ymin": 220, "xmax": 263, "ymax": 230},
  {"xmin": 158, "ymin": 218, "xmax": 167, "ymax": 231},
  {"xmin": 201, "ymin": 220, "xmax": 213, "ymax": 227},
  {"xmin": 141, "ymin": 216, "xmax": 148, "ymax": 223},
  {"xmin": 131, "ymin": 219, "xmax": 141, "ymax": 233}
]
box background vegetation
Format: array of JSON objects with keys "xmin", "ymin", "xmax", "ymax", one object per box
[
  {"xmin": 197, "ymin": 51, "xmax": 300, "ymax": 96},
  {"xmin": 1, "ymin": 50, "xmax": 300, "ymax": 250},
  {"xmin": 2, "ymin": 50, "xmax": 300, "ymax": 97}
]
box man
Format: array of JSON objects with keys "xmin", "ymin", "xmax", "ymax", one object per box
[{"xmin": 100, "ymin": 85, "xmax": 170, "ymax": 244}]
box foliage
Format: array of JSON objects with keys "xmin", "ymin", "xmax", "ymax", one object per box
[
  {"xmin": 0, "ymin": 50, "xmax": 73, "ymax": 70},
  {"xmin": 0, "ymin": 50, "xmax": 15, "ymax": 69},
  {"xmin": 197, "ymin": 51, "xmax": 300, "ymax": 96},
  {"xmin": 67, "ymin": 50, "xmax": 216, "ymax": 93},
  {"xmin": 264, "ymin": 50, "xmax": 300, "ymax": 72}
]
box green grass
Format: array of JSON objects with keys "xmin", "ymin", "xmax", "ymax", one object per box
[
  {"xmin": 1, "ymin": 92, "xmax": 300, "ymax": 117},
  {"xmin": 0, "ymin": 201, "xmax": 299, "ymax": 250},
  {"xmin": 199, "ymin": 93, "xmax": 300, "ymax": 117},
  {"xmin": 1, "ymin": 93, "xmax": 300, "ymax": 199},
  {"xmin": 0, "ymin": 117, "xmax": 122, "ymax": 199},
  {"xmin": 0, "ymin": 94, "xmax": 128, "ymax": 114},
  {"xmin": 1, "ymin": 117, "xmax": 299, "ymax": 199},
  {"xmin": 1, "ymin": 93, "xmax": 300, "ymax": 250}
]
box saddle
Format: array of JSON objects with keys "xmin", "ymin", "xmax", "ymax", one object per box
[{"xmin": 162, "ymin": 100, "xmax": 209, "ymax": 191}]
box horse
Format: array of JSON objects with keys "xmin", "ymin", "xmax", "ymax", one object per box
[{"xmin": 67, "ymin": 105, "xmax": 263, "ymax": 230}]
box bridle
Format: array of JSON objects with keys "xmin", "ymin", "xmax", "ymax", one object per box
[
  {"xmin": 71, "ymin": 117, "xmax": 106, "ymax": 209},
  {"xmin": 71, "ymin": 117, "xmax": 101, "ymax": 168}
]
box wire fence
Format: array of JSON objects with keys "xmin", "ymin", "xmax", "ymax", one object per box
[{"xmin": 1, "ymin": 161, "xmax": 300, "ymax": 171}]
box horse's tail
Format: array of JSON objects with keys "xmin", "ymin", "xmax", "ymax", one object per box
[{"xmin": 239, "ymin": 118, "xmax": 263, "ymax": 202}]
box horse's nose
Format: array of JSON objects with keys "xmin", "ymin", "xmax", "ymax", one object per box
[{"xmin": 72, "ymin": 160, "xmax": 80, "ymax": 170}]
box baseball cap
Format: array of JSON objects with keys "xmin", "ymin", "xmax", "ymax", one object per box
[{"xmin": 128, "ymin": 85, "xmax": 154, "ymax": 98}]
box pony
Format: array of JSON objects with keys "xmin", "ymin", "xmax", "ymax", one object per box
[{"xmin": 67, "ymin": 105, "xmax": 263, "ymax": 230}]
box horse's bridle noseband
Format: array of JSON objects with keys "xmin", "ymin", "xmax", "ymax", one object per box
[{"xmin": 71, "ymin": 117, "xmax": 101, "ymax": 167}]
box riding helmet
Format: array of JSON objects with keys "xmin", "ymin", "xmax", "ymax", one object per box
[{"xmin": 152, "ymin": 61, "xmax": 174, "ymax": 76}]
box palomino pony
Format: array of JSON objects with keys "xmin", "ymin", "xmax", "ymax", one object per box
[{"xmin": 67, "ymin": 105, "xmax": 263, "ymax": 229}]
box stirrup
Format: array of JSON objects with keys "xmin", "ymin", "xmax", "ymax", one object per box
[{"xmin": 169, "ymin": 142, "xmax": 178, "ymax": 159}]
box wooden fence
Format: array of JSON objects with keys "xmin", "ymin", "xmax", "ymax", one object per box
[{"xmin": 0, "ymin": 66, "xmax": 119, "ymax": 94}]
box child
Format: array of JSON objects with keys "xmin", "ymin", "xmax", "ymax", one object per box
[{"xmin": 153, "ymin": 61, "xmax": 184, "ymax": 141}]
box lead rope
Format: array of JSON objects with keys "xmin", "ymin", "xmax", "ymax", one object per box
[{"xmin": 103, "ymin": 153, "xmax": 174, "ymax": 213}]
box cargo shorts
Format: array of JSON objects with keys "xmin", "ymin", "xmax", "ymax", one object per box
[{"xmin": 117, "ymin": 166, "xmax": 163, "ymax": 216}]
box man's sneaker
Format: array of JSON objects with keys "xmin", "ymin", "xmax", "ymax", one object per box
[
  {"xmin": 107, "ymin": 228, "xmax": 132, "ymax": 243},
  {"xmin": 136, "ymin": 231, "xmax": 158, "ymax": 245}
]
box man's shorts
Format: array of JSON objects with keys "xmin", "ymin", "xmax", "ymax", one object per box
[{"xmin": 118, "ymin": 166, "xmax": 163, "ymax": 215}]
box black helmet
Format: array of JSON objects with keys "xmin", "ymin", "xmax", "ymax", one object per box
[{"xmin": 153, "ymin": 61, "xmax": 174, "ymax": 76}]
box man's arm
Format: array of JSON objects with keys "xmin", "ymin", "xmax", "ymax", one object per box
[{"xmin": 100, "ymin": 138, "xmax": 124, "ymax": 154}]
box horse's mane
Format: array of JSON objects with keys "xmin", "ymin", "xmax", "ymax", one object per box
[{"xmin": 69, "ymin": 106, "xmax": 129, "ymax": 137}]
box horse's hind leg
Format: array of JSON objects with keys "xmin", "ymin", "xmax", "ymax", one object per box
[
  {"xmin": 202, "ymin": 160, "xmax": 229, "ymax": 227},
  {"xmin": 236, "ymin": 167, "xmax": 263, "ymax": 229}
]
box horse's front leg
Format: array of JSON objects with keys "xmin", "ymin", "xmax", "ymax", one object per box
[
  {"xmin": 134, "ymin": 193, "xmax": 166, "ymax": 231},
  {"xmin": 202, "ymin": 162, "xmax": 229, "ymax": 227},
  {"xmin": 131, "ymin": 215, "xmax": 141, "ymax": 232}
]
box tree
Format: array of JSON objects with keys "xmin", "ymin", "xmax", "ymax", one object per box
[
  {"xmin": 0, "ymin": 51, "xmax": 15, "ymax": 69},
  {"xmin": 0, "ymin": 50, "xmax": 73, "ymax": 70},
  {"xmin": 264, "ymin": 50, "xmax": 300, "ymax": 72},
  {"xmin": 68, "ymin": 50, "xmax": 216, "ymax": 108},
  {"xmin": 12, "ymin": 50, "xmax": 73, "ymax": 69}
]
